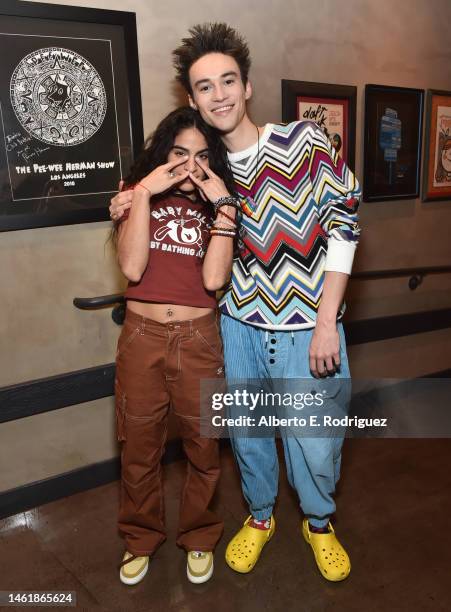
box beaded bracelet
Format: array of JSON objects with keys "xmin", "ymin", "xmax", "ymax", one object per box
[
  {"xmin": 213, "ymin": 196, "xmax": 241, "ymax": 214},
  {"xmin": 212, "ymin": 226, "xmax": 236, "ymax": 233},
  {"xmin": 213, "ymin": 219, "xmax": 237, "ymax": 229},
  {"xmin": 210, "ymin": 226, "xmax": 236, "ymax": 233},
  {"xmin": 210, "ymin": 229, "xmax": 236, "ymax": 238}
]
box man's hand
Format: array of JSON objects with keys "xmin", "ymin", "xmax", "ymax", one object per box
[
  {"xmin": 309, "ymin": 321, "xmax": 341, "ymax": 378},
  {"xmin": 110, "ymin": 180, "xmax": 132, "ymax": 221}
]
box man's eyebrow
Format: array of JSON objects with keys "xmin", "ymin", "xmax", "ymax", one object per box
[{"xmin": 193, "ymin": 71, "xmax": 239, "ymax": 88}]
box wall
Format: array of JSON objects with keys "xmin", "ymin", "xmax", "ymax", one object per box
[{"xmin": 1, "ymin": 0, "xmax": 450, "ymax": 491}]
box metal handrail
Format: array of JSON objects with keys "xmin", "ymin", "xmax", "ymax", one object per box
[
  {"xmin": 73, "ymin": 265, "xmax": 451, "ymax": 323},
  {"xmin": 352, "ymin": 265, "xmax": 451, "ymax": 280},
  {"xmin": 73, "ymin": 293, "xmax": 125, "ymax": 309},
  {"xmin": 351, "ymin": 266, "xmax": 451, "ymax": 290},
  {"xmin": 73, "ymin": 293, "xmax": 125, "ymax": 324}
]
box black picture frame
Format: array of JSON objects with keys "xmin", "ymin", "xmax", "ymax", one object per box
[
  {"xmin": 0, "ymin": 0, "xmax": 144, "ymax": 231},
  {"xmin": 422, "ymin": 89, "xmax": 451, "ymax": 202},
  {"xmin": 281, "ymin": 79, "xmax": 357, "ymax": 171},
  {"xmin": 363, "ymin": 84, "xmax": 423, "ymax": 202}
]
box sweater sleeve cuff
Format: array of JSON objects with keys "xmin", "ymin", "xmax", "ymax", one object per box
[{"xmin": 324, "ymin": 238, "xmax": 356, "ymax": 274}]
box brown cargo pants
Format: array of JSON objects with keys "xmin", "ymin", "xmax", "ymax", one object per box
[{"xmin": 115, "ymin": 308, "xmax": 224, "ymax": 556}]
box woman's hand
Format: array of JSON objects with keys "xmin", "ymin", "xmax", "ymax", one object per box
[
  {"xmin": 189, "ymin": 158, "xmax": 230, "ymax": 202},
  {"xmin": 139, "ymin": 158, "xmax": 189, "ymax": 197},
  {"xmin": 109, "ymin": 158, "xmax": 189, "ymax": 221}
]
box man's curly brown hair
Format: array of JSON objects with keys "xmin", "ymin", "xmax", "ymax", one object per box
[{"xmin": 173, "ymin": 23, "xmax": 251, "ymax": 94}]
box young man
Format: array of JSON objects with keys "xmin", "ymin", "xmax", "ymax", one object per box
[
  {"xmin": 172, "ymin": 23, "xmax": 361, "ymax": 582},
  {"xmin": 111, "ymin": 23, "xmax": 360, "ymax": 582}
]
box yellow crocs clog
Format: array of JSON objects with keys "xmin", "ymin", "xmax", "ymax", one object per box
[
  {"xmin": 225, "ymin": 515, "xmax": 275, "ymax": 573},
  {"xmin": 302, "ymin": 519, "xmax": 350, "ymax": 581}
]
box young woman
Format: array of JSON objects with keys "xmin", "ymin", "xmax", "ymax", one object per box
[{"xmin": 112, "ymin": 107, "xmax": 238, "ymax": 585}]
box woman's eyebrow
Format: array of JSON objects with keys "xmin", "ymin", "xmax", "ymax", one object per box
[{"xmin": 171, "ymin": 146, "xmax": 209, "ymax": 154}]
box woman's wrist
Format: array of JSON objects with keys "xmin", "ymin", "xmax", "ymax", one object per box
[
  {"xmin": 133, "ymin": 186, "xmax": 152, "ymax": 203},
  {"xmin": 135, "ymin": 182, "xmax": 153, "ymax": 197},
  {"xmin": 217, "ymin": 205, "xmax": 237, "ymax": 220}
]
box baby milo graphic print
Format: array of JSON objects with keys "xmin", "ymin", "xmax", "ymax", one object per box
[
  {"xmin": 150, "ymin": 201, "xmax": 209, "ymax": 258},
  {"xmin": 124, "ymin": 195, "xmax": 216, "ymax": 309}
]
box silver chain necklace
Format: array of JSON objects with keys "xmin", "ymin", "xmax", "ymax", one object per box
[{"xmin": 241, "ymin": 124, "xmax": 260, "ymax": 216}]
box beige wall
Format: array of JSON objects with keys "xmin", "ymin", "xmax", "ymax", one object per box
[{"xmin": 1, "ymin": 0, "xmax": 450, "ymax": 491}]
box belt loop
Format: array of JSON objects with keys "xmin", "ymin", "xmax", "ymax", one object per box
[
  {"xmin": 190, "ymin": 319, "xmax": 194, "ymax": 337},
  {"xmin": 140, "ymin": 316, "xmax": 145, "ymax": 335}
]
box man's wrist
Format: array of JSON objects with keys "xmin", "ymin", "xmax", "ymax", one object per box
[{"xmin": 316, "ymin": 313, "xmax": 338, "ymax": 328}]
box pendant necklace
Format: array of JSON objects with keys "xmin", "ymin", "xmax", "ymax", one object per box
[{"xmin": 241, "ymin": 125, "xmax": 260, "ymax": 218}]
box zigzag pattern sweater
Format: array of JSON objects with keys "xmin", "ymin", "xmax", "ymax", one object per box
[{"xmin": 219, "ymin": 121, "xmax": 361, "ymax": 330}]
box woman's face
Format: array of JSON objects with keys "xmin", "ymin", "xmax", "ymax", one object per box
[{"xmin": 167, "ymin": 127, "xmax": 209, "ymax": 194}]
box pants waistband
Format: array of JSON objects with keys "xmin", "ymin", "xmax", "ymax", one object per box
[{"xmin": 124, "ymin": 307, "xmax": 218, "ymax": 336}]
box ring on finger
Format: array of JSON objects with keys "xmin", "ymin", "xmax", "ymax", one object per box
[{"xmin": 168, "ymin": 171, "xmax": 175, "ymax": 177}]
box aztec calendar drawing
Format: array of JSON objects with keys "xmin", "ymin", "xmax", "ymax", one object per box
[{"xmin": 10, "ymin": 47, "xmax": 107, "ymax": 147}]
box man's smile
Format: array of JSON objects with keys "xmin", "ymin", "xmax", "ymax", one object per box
[{"xmin": 211, "ymin": 104, "xmax": 234, "ymax": 114}]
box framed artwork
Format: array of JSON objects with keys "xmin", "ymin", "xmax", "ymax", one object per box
[
  {"xmin": 281, "ymin": 79, "xmax": 357, "ymax": 171},
  {"xmin": 422, "ymin": 89, "xmax": 451, "ymax": 202},
  {"xmin": 363, "ymin": 84, "xmax": 423, "ymax": 202},
  {"xmin": 0, "ymin": 0, "xmax": 143, "ymax": 231}
]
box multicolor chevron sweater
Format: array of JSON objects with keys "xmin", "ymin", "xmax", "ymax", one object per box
[{"xmin": 219, "ymin": 121, "xmax": 361, "ymax": 330}]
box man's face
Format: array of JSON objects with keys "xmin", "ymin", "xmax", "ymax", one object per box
[{"xmin": 188, "ymin": 53, "xmax": 251, "ymax": 135}]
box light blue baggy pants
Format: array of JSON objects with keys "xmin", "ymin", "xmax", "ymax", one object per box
[{"xmin": 220, "ymin": 315, "xmax": 351, "ymax": 528}]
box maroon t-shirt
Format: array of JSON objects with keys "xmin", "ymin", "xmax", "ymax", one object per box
[{"xmin": 119, "ymin": 193, "xmax": 216, "ymax": 308}]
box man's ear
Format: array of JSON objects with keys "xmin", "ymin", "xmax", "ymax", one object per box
[
  {"xmin": 188, "ymin": 94, "xmax": 197, "ymax": 110},
  {"xmin": 245, "ymin": 80, "xmax": 252, "ymax": 101}
]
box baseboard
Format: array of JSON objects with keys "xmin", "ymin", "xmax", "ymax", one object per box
[{"xmin": 0, "ymin": 438, "xmax": 184, "ymax": 520}]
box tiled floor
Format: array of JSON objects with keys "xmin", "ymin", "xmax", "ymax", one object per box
[{"xmin": 1, "ymin": 440, "xmax": 450, "ymax": 612}]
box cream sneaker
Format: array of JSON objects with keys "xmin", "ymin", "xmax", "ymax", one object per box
[
  {"xmin": 186, "ymin": 551, "xmax": 214, "ymax": 584},
  {"xmin": 119, "ymin": 551, "xmax": 149, "ymax": 585}
]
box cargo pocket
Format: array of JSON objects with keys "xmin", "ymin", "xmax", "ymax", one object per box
[
  {"xmin": 116, "ymin": 326, "xmax": 140, "ymax": 358},
  {"xmin": 195, "ymin": 329, "xmax": 224, "ymax": 360},
  {"xmin": 114, "ymin": 378, "xmax": 126, "ymax": 442}
]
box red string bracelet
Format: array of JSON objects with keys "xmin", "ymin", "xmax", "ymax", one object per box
[
  {"xmin": 217, "ymin": 208, "xmax": 236, "ymax": 224},
  {"xmin": 135, "ymin": 182, "xmax": 152, "ymax": 196}
]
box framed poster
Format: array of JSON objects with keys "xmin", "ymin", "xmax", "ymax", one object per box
[
  {"xmin": 363, "ymin": 84, "xmax": 423, "ymax": 202},
  {"xmin": 422, "ymin": 89, "xmax": 451, "ymax": 202},
  {"xmin": 281, "ymin": 80, "xmax": 357, "ymax": 171},
  {"xmin": 0, "ymin": 0, "xmax": 143, "ymax": 231}
]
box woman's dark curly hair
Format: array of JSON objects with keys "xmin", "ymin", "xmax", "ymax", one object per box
[
  {"xmin": 109, "ymin": 106, "xmax": 236, "ymax": 246},
  {"xmin": 122, "ymin": 105, "xmax": 236, "ymax": 196}
]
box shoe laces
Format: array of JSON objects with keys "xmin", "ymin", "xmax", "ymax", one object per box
[{"xmin": 191, "ymin": 551, "xmax": 207, "ymax": 559}]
